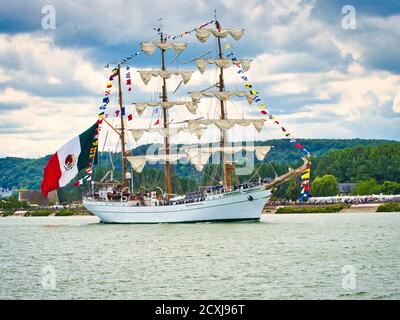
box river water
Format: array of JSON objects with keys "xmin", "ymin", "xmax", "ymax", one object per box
[{"xmin": 0, "ymin": 212, "xmax": 399, "ymax": 299}]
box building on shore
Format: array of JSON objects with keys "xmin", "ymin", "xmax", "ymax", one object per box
[
  {"xmin": 0, "ymin": 188, "xmax": 16, "ymax": 199},
  {"xmin": 18, "ymin": 190, "xmax": 59, "ymax": 206},
  {"xmin": 338, "ymin": 183, "xmax": 356, "ymax": 195}
]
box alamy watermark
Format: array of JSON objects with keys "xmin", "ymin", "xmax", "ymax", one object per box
[
  {"xmin": 41, "ymin": 5, "xmax": 56, "ymax": 30},
  {"xmin": 41, "ymin": 265, "xmax": 56, "ymax": 290},
  {"xmin": 341, "ymin": 265, "xmax": 356, "ymax": 290},
  {"xmin": 341, "ymin": 5, "xmax": 356, "ymax": 30},
  {"xmin": 145, "ymin": 138, "xmax": 258, "ymax": 177}
]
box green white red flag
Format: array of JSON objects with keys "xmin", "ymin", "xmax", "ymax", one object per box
[{"xmin": 41, "ymin": 123, "xmax": 98, "ymax": 197}]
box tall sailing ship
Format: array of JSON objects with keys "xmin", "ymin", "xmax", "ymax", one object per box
[{"xmin": 43, "ymin": 18, "xmax": 310, "ymax": 223}]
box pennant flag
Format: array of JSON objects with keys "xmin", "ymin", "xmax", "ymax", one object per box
[
  {"xmin": 154, "ymin": 119, "xmax": 160, "ymax": 126},
  {"xmin": 115, "ymin": 110, "xmax": 120, "ymax": 117},
  {"xmin": 126, "ymin": 79, "xmax": 132, "ymax": 85},
  {"xmin": 300, "ymin": 192, "xmax": 310, "ymax": 202},
  {"xmin": 74, "ymin": 179, "xmax": 83, "ymax": 187},
  {"xmin": 301, "ymin": 171, "xmax": 310, "ymax": 180},
  {"xmin": 127, "ymin": 114, "xmax": 133, "ymax": 121},
  {"xmin": 295, "ymin": 143, "xmax": 304, "ymax": 150},
  {"xmin": 121, "ymin": 107, "xmax": 126, "ymax": 116},
  {"xmin": 41, "ymin": 123, "xmax": 99, "ymax": 197},
  {"xmin": 85, "ymin": 167, "xmax": 92, "ymax": 174},
  {"xmin": 103, "ymin": 97, "xmax": 109, "ymax": 104},
  {"xmin": 301, "ymin": 179, "xmax": 309, "ymax": 188},
  {"xmin": 300, "ymin": 166, "xmax": 311, "ymax": 202},
  {"xmin": 106, "ymin": 81, "xmax": 113, "ymax": 88}
]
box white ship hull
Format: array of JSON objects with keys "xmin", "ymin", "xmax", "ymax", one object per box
[{"xmin": 83, "ymin": 186, "xmax": 271, "ymax": 223}]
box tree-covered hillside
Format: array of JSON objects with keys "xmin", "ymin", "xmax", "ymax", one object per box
[
  {"xmin": 311, "ymin": 144, "xmax": 400, "ymax": 183},
  {"xmin": 0, "ymin": 139, "xmax": 399, "ymax": 200}
]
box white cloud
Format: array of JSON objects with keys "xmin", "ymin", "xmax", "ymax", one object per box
[{"xmin": 393, "ymin": 93, "xmax": 400, "ymax": 113}]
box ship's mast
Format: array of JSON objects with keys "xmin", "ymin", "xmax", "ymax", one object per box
[
  {"xmin": 160, "ymin": 32, "xmax": 172, "ymax": 197},
  {"xmin": 215, "ymin": 19, "xmax": 231, "ymax": 191},
  {"xmin": 117, "ymin": 64, "xmax": 128, "ymax": 187}
]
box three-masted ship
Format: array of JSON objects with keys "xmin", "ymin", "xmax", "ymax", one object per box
[{"xmin": 82, "ymin": 20, "xmax": 310, "ymax": 223}]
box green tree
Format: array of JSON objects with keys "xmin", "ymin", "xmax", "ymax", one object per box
[
  {"xmin": 285, "ymin": 179, "xmax": 301, "ymax": 200},
  {"xmin": 354, "ymin": 178, "xmax": 382, "ymax": 195},
  {"xmin": 310, "ymin": 175, "xmax": 339, "ymax": 197},
  {"xmin": 380, "ymin": 181, "xmax": 400, "ymax": 195},
  {"xmin": 0, "ymin": 195, "xmax": 28, "ymax": 209}
]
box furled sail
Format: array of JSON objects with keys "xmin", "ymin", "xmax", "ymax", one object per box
[
  {"xmin": 195, "ymin": 28, "xmax": 244, "ymax": 42},
  {"xmin": 187, "ymin": 119, "xmax": 265, "ymax": 133},
  {"xmin": 133, "ymin": 101, "xmax": 197, "ymax": 116},
  {"xmin": 141, "ymin": 42, "xmax": 187, "ymax": 55},
  {"xmin": 138, "ymin": 70, "xmax": 193, "ymax": 85},
  {"xmin": 127, "ymin": 154, "xmax": 187, "ymax": 173},
  {"xmin": 130, "ymin": 127, "xmax": 204, "ymax": 141},
  {"xmin": 195, "ymin": 58, "xmax": 251, "ymax": 74},
  {"xmin": 190, "ymin": 91, "xmax": 254, "ymax": 105}
]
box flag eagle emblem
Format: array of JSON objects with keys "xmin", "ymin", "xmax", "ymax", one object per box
[{"xmin": 64, "ymin": 154, "xmax": 77, "ymax": 171}]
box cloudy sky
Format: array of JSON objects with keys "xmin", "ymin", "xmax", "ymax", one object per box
[{"xmin": 0, "ymin": 0, "xmax": 399, "ymax": 158}]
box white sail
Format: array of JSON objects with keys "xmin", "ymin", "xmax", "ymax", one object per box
[
  {"xmin": 195, "ymin": 58, "xmax": 251, "ymax": 74},
  {"xmin": 133, "ymin": 101, "xmax": 197, "ymax": 115},
  {"xmin": 195, "ymin": 28, "xmax": 244, "ymax": 42},
  {"xmin": 138, "ymin": 70, "xmax": 193, "ymax": 85},
  {"xmin": 190, "ymin": 91, "xmax": 254, "ymax": 105},
  {"xmin": 127, "ymin": 154, "xmax": 187, "ymax": 173},
  {"xmin": 188, "ymin": 119, "xmax": 265, "ymax": 133},
  {"xmin": 141, "ymin": 42, "xmax": 187, "ymax": 55}
]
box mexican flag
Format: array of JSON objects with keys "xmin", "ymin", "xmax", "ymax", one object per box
[{"xmin": 41, "ymin": 123, "xmax": 98, "ymax": 197}]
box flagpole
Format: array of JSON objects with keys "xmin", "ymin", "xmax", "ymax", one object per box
[
  {"xmin": 215, "ymin": 18, "xmax": 230, "ymax": 191},
  {"xmin": 117, "ymin": 64, "xmax": 128, "ymax": 187},
  {"xmin": 160, "ymin": 30, "xmax": 172, "ymax": 198}
]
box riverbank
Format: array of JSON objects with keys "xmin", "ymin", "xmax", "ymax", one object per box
[
  {"xmin": 264, "ymin": 202, "xmax": 400, "ymax": 214},
  {"xmin": 0, "ymin": 208, "xmax": 93, "ymax": 217},
  {"xmin": 275, "ymin": 203, "xmax": 350, "ymax": 214}
]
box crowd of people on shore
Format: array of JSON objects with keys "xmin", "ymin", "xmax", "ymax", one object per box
[{"xmin": 271, "ymin": 194, "xmax": 400, "ymax": 206}]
